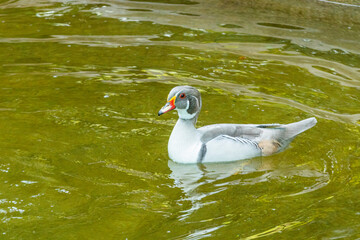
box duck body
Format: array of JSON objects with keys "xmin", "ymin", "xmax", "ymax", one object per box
[
  {"xmin": 168, "ymin": 119, "xmax": 263, "ymax": 163},
  {"xmin": 159, "ymin": 86, "xmax": 317, "ymax": 164}
]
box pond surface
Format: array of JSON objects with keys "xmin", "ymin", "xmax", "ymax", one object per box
[{"xmin": 0, "ymin": 0, "xmax": 360, "ymax": 239}]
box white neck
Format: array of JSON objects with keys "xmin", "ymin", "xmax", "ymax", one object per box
[{"xmin": 177, "ymin": 108, "xmax": 197, "ymax": 120}]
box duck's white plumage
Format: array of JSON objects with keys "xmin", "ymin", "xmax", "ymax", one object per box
[{"xmin": 158, "ymin": 86, "xmax": 317, "ymax": 164}]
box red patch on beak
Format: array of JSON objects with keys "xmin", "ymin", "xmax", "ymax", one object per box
[{"xmin": 158, "ymin": 96, "xmax": 176, "ymax": 116}]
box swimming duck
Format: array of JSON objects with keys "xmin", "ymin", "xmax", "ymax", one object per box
[{"xmin": 158, "ymin": 86, "xmax": 317, "ymax": 164}]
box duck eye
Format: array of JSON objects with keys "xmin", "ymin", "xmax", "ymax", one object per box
[{"xmin": 179, "ymin": 93, "xmax": 186, "ymax": 99}]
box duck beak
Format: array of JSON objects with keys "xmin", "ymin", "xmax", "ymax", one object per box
[{"xmin": 158, "ymin": 96, "xmax": 176, "ymax": 116}]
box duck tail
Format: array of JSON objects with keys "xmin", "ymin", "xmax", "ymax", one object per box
[{"xmin": 284, "ymin": 117, "xmax": 317, "ymax": 140}]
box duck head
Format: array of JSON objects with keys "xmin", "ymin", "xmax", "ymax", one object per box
[{"xmin": 158, "ymin": 85, "xmax": 202, "ymax": 120}]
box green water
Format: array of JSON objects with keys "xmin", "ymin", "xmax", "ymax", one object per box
[{"xmin": 0, "ymin": 0, "xmax": 360, "ymax": 239}]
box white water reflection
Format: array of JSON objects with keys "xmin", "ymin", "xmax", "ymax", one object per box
[
  {"xmin": 169, "ymin": 157, "xmax": 329, "ymax": 220},
  {"xmin": 168, "ymin": 159, "xmax": 261, "ymax": 220}
]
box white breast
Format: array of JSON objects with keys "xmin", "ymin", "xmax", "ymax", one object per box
[{"xmin": 168, "ymin": 119, "xmax": 202, "ymax": 164}]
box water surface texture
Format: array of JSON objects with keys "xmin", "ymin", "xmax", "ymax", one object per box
[{"xmin": 0, "ymin": 0, "xmax": 360, "ymax": 239}]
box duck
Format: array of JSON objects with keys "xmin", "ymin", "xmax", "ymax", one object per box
[{"xmin": 158, "ymin": 85, "xmax": 317, "ymax": 164}]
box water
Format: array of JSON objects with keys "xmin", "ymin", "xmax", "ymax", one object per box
[{"xmin": 0, "ymin": 0, "xmax": 359, "ymax": 239}]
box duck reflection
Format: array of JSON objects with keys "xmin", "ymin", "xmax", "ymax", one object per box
[
  {"xmin": 168, "ymin": 157, "xmax": 329, "ymax": 220},
  {"xmin": 168, "ymin": 157, "xmax": 267, "ymax": 220},
  {"xmin": 168, "ymin": 158, "xmax": 264, "ymax": 191}
]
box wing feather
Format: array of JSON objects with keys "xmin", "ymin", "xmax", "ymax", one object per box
[
  {"xmin": 215, "ymin": 135, "xmax": 260, "ymax": 149},
  {"xmin": 198, "ymin": 123, "xmax": 285, "ymax": 143}
]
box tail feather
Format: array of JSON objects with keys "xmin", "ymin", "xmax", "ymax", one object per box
[{"xmin": 284, "ymin": 117, "xmax": 317, "ymax": 140}]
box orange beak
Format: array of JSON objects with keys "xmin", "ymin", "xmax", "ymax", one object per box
[{"xmin": 158, "ymin": 96, "xmax": 176, "ymax": 116}]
